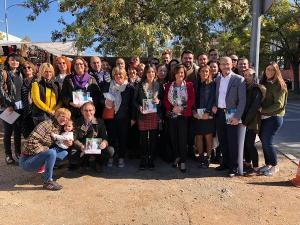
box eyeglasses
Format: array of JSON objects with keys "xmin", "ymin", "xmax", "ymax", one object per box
[
  {"xmin": 23, "ymin": 66, "xmax": 32, "ymax": 70},
  {"xmin": 83, "ymin": 109, "xmax": 94, "ymax": 112},
  {"xmin": 75, "ymin": 63, "xmax": 84, "ymax": 66},
  {"xmin": 232, "ymin": 59, "xmax": 238, "ymax": 61}
]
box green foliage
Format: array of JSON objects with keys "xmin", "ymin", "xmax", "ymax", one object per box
[{"xmin": 22, "ymin": 0, "xmax": 250, "ymax": 56}]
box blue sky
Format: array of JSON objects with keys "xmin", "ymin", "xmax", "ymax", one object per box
[{"xmin": 0, "ymin": 0, "xmax": 73, "ymax": 42}]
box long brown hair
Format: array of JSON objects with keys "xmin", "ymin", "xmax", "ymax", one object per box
[
  {"xmin": 198, "ymin": 65, "xmax": 213, "ymax": 84},
  {"xmin": 261, "ymin": 62, "xmax": 287, "ymax": 92}
]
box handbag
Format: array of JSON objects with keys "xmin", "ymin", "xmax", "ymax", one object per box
[{"xmin": 102, "ymin": 106, "xmax": 115, "ymax": 119}]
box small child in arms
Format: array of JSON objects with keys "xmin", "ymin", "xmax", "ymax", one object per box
[
  {"xmin": 38, "ymin": 120, "xmax": 74, "ymax": 174},
  {"xmin": 51, "ymin": 120, "xmax": 74, "ymax": 160}
]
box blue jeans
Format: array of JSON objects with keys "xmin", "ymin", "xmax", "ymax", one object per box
[
  {"xmin": 20, "ymin": 148, "xmax": 57, "ymax": 183},
  {"xmin": 52, "ymin": 146, "xmax": 68, "ymax": 161},
  {"xmin": 259, "ymin": 116, "xmax": 283, "ymax": 166}
]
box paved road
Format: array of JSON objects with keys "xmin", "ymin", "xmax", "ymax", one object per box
[{"xmin": 275, "ymin": 99, "xmax": 300, "ymax": 161}]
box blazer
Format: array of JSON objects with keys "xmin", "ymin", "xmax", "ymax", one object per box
[{"xmin": 215, "ymin": 72, "xmax": 246, "ymax": 120}]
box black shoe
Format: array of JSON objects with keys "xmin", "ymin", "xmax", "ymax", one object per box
[
  {"xmin": 202, "ymin": 156, "xmax": 210, "ymax": 169},
  {"xmin": 172, "ymin": 157, "xmax": 180, "ymax": 168},
  {"xmin": 228, "ymin": 169, "xmax": 237, "ymax": 177},
  {"xmin": 139, "ymin": 159, "xmax": 146, "ymax": 170},
  {"xmin": 215, "ymin": 165, "xmax": 228, "ymax": 171},
  {"xmin": 148, "ymin": 161, "xmax": 155, "ymax": 170},
  {"xmin": 180, "ymin": 162, "xmax": 187, "ymax": 173},
  {"xmin": 5, "ymin": 155, "xmax": 15, "ymax": 165},
  {"xmin": 15, "ymin": 153, "xmax": 21, "ymax": 161},
  {"xmin": 198, "ymin": 155, "xmax": 205, "ymax": 168}
]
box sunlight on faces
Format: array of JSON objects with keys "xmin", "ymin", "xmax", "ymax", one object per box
[
  {"xmin": 64, "ymin": 121, "xmax": 73, "ymax": 132},
  {"xmin": 198, "ymin": 54, "xmax": 208, "ymax": 67},
  {"xmin": 182, "ymin": 53, "xmax": 193, "ymax": 69},
  {"xmin": 75, "ymin": 59, "xmax": 85, "ymax": 75},
  {"xmin": 244, "ymin": 69, "xmax": 255, "ymax": 85},
  {"xmin": 157, "ymin": 65, "xmax": 167, "ymax": 80},
  {"xmin": 8, "ymin": 57, "xmax": 20, "ymax": 70},
  {"xmin": 209, "ymin": 62, "xmax": 219, "ymax": 75},
  {"xmin": 90, "ymin": 56, "xmax": 102, "ymax": 72},
  {"xmin": 220, "ymin": 57, "xmax": 233, "ymax": 76},
  {"xmin": 57, "ymin": 58, "xmax": 67, "ymax": 73},
  {"xmin": 128, "ymin": 67, "xmax": 137, "ymax": 80},
  {"xmin": 163, "ymin": 53, "xmax": 171, "ymax": 64},
  {"xmin": 131, "ymin": 56, "xmax": 140, "ymax": 68},
  {"xmin": 175, "ymin": 67, "xmax": 185, "ymax": 83},
  {"xmin": 82, "ymin": 103, "xmax": 96, "ymax": 122},
  {"xmin": 113, "ymin": 68, "xmax": 126, "ymax": 85},
  {"xmin": 238, "ymin": 59, "xmax": 249, "ymax": 74},
  {"xmin": 146, "ymin": 67, "xmax": 156, "ymax": 83},
  {"xmin": 23, "ymin": 63, "xmax": 33, "ymax": 77},
  {"xmin": 200, "ymin": 67, "xmax": 210, "ymax": 82},
  {"xmin": 265, "ymin": 65, "xmax": 276, "ymax": 80},
  {"xmin": 116, "ymin": 58, "xmax": 125, "ymax": 69}
]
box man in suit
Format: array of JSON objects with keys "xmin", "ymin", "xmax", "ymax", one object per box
[{"xmin": 212, "ymin": 56, "xmax": 246, "ymax": 177}]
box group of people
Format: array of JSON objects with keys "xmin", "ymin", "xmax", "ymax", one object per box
[{"xmin": 0, "ymin": 48, "xmax": 287, "ymax": 191}]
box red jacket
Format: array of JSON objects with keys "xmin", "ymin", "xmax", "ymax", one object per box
[{"xmin": 164, "ymin": 81, "xmax": 195, "ymax": 117}]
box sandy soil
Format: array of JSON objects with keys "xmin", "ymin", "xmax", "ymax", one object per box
[{"xmin": 0, "ymin": 140, "xmax": 299, "ymax": 225}]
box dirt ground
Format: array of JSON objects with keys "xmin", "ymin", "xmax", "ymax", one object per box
[{"xmin": 0, "ymin": 138, "xmax": 299, "ymax": 225}]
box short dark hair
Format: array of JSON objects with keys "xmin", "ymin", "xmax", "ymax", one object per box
[
  {"xmin": 181, "ymin": 50, "xmax": 193, "ymax": 59},
  {"xmin": 172, "ymin": 63, "xmax": 187, "ymax": 81},
  {"xmin": 209, "ymin": 48, "xmax": 218, "ymax": 54}
]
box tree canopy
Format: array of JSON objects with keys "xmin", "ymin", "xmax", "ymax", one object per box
[{"xmin": 23, "ymin": 0, "xmax": 250, "ymax": 57}]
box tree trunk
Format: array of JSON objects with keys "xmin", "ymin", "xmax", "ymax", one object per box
[{"xmin": 292, "ymin": 60, "xmax": 300, "ymax": 93}]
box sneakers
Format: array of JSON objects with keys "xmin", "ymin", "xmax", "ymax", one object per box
[
  {"xmin": 202, "ymin": 156, "xmax": 210, "ymax": 169},
  {"xmin": 5, "ymin": 155, "xmax": 15, "ymax": 165},
  {"xmin": 37, "ymin": 164, "xmax": 46, "ymax": 174},
  {"xmin": 43, "ymin": 180, "xmax": 62, "ymax": 191},
  {"xmin": 228, "ymin": 169, "xmax": 237, "ymax": 177},
  {"xmin": 259, "ymin": 165, "xmax": 271, "ymax": 174},
  {"xmin": 264, "ymin": 165, "xmax": 279, "ymax": 176},
  {"xmin": 118, "ymin": 158, "xmax": 125, "ymax": 168}
]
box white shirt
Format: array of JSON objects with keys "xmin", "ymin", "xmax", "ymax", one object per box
[
  {"xmin": 218, "ymin": 72, "xmax": 232, "ymax": 108},
  {"xmin": 53, "ymin": 131, "xmax": 74, "ymax": 149}
]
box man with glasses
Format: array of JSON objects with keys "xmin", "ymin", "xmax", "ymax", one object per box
[{"xmin": 230, "ymin": 54, "xmax": 239, "ymax": 74}]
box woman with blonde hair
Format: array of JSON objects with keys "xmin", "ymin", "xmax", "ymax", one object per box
[
  {"xmin": 259, "ymin": 62, "xmax": 287, "ymax": 176},
  {"xmin": 192, "ymin": 65, "xmax": 216, "ymax": 168},
  {"xmin": 31, "ymin": 63, "xmax": 60, "ymax": 125},
  {"xmin": 104, "ymin": 66, "xmax": 134, "ymax": 168},
  {"xmin": 53, "ymin": 56, "xmax": 72, "ymax": 89},
  {"xmin": 20, "ymin": 108, "xmax": 72, "ymax": 191}
]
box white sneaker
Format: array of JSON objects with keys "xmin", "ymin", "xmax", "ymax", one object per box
[
  {"xmin": 264, "ymin": 166, "xmax": 279, "ymax": 176},
  {"xmin": 107, "ymin": 158, "xmax": 114, "ymax": 167},
  {"xmin": 118, "ymin": 158, "xmax": 125, "ymax": 168}
]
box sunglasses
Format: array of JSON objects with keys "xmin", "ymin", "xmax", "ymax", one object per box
[{"xmin": 58, "ymin": 62, "xmax": 66, "ymax": 65}]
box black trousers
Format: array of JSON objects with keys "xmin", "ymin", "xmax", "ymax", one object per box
[
  {"xmin": 3, "ymin": 112, "xmax": 22, "ymax": 157},
  {"xmin": 70, "ymin": 148, "xmax": 110, "ymax": 167},
  {"xmin": 105, "ymin": 118, "xmax": 129, "ymax": 158},
  {"xmin": 244, "ymin": 129, "xmax": 259, "ymax": 167},
  {"xmin": 168, "ymin": 116, "xmax": 188, "ymax": 163},
  {"xmin": 140, "ymin": 130, "xmax": 157, "ymax": 160},
  {"xmin": 215, "ymin": 109, "xmax": 239, "ymax": 170}
]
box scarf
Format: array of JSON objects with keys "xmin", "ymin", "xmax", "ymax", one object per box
[
  {"xmin": 142, "ymin": 80, "xmax": 159, "ymax": 99},
  {"xmin": 108, "ymin": 80, "xmax": 128, "ymax": 113},
  {"xmin": 167, "ymin": 81, "xmax": 188, "ymax": 107},
  {"xmin": 72, "ymin": 72, "xmax": 90, "ymax": 90}
]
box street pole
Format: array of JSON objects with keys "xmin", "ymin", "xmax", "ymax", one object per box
[
  {"xmin": 4, "ymin": 0, "xmax": 9, "ymax": 41},
  {"xmin": 250, "ymin": 0, "xmax": 261, "ymax": 82}
]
